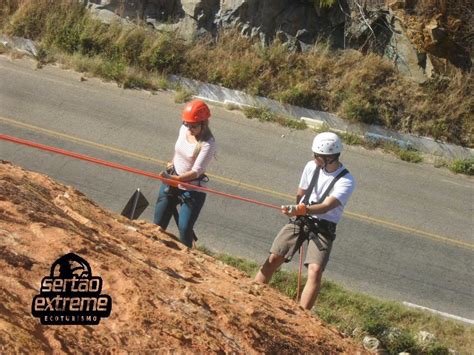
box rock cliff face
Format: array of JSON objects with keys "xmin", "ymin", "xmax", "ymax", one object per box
[
  {"xmin": 87, "ymin": 0, "xmax": 471, "ymax": 80},
  {"xmin": 89, "ymin": 0, "xmax": 349, "ymax": 50},
  {"xmin": 0, "ymin": 161, "xmax": 366, "ymax": 353}
]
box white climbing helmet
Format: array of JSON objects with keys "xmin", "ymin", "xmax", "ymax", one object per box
[{"xmin": 312, "ymin": 132, "xmax": 343, "ymax": 155}]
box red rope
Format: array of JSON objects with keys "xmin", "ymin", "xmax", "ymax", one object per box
[
  {"xmin": 296, "ymin": 245, "xmax": 304, "ymax": 303},
  {"xmin": 0, "ymin": 134, "xmax": 281, "ymax": 210}
]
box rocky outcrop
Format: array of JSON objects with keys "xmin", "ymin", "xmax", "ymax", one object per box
[
  {"xmin": 88, "ymin": 0, "xmax": 350, "ymax": 49},
  {"xmin": 388, "ymin": 0, "xmax": 472, "ymax": 75},
  {"xmin": 86, "ymin": 0, "xmax": 471, "ymax": 80},
  {"xmin": 216, "ymin": 0, "xmax": 349, "ymax": 49}
]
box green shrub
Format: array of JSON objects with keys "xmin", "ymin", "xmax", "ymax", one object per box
[
  {"xmin": 363, "ymin": 138, "xmax": 423, "ymax": 163},
  {"xmin": 116, "ymin": 27, "xmax": 146, "ymax": 65},
  {"xmin": 122, "ymin": 72, "xmax": 154, "ymax": 90},
  {"xmin": 243, "ymin": 106, "xmax": 273, "ymax": 121},
  {"xmin": 142, "ymin": 33, "xmax": 185, "ymax": 73},
  {"xmin": 449, "ymin": 158, "xmax": 474, "ymax": 175},
  {"xmin": 220, "ymin": 61, "xmax": 256, "ymax": 89},
  {"xmin": 35, "ymin": 42, "xmax": 48, "ymax": 59},
  {"xmin": 53, "ymin": 23, "xmax": 82, "ymax": 53},
  {"xmin": 280, "ymin": 117, "xmax": 307, "ymax": 130},
  {"xmin": 243, "ymin": 106, "xmax": 306, "ymax": 130},
  {"xmin": 97, "ymin": 60, "xmax": 125, "ymax": 82},
  {"xmin": 275, "ymin": 83, "xmax": 315, "ymax": 107},
  {"xmin": 341, "ymin": 95, "xmax": 379, "ymax": 125},
  {"xmin": 91, "ymin": 22, "xmax": 123, "ymax": 60},
  {"xmin": 362, "ymin": 318, "xmax": 390, "ymax": 336},
  {"xmin": 79, "ymin": 20, "xmax": 116, "ymax": 57},
  {"xmin": 340, "ymin": 132, "xmax": 362, "ymax": 145},
  {"xmin": 43, "ymin": 1, "xmax": 86, "ymax": 53},
  {"xmin": 397, "ymin": 149, "xmax": 423, "ymax": 163},
  {"xmin": 422, "ymin": 344, "xmax": 451, "ymax": 355},
  {"xmin": 382, "ymin": 330, "xmax": 420, "ymax": 354}
]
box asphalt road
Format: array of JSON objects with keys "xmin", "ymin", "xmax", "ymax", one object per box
[{"xmin": 1, "ymin": 56, "xmax": 473, "ymax": 321}]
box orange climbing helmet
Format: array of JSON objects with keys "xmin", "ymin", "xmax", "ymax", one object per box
[{"xmin": 182, "ymin": 100, "xmax": 211, "ymax": 123}]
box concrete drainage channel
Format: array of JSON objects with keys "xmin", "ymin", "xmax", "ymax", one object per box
[
  {"xmin": 170, "ymin": 75, "xmax": 473, "ymax": 160},
  {"xmin": 2, "ymin": 34, "xmax": 472, "ymax": 160}
]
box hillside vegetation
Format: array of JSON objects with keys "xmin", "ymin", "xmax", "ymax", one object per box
[{"xmin": 1, "ymin": 0, "xmax": 472, "ymax": 148}]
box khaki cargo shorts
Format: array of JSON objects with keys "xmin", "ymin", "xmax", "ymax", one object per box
[{"xmin": 270, "ymin": 222, "xmax": 334, "ymax": 269}]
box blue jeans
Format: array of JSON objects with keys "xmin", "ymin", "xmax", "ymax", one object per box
[{"xmin": 153, "ymin": 183, "xmax": 206, "ymax": 248}]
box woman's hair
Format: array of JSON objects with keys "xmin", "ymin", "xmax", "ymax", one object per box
[
  {"xmin": 193, "ymin": 120, "xmax": 215, "ymax": 158},
  {"xmin": 197, "ymin": 120, "xmax": 214, "ymax": 143}
]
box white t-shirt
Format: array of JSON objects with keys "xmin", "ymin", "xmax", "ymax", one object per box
[
  {"xmin": 298, "ymin": 160, "xmax": 355, "ymax": 223},
  {"xmin": 173, "ymin": 125, "xmax": 217, "ymax": 188}
]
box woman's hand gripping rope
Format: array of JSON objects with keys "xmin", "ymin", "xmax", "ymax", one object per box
[{"xmin": 160, "ymin": 171, "xmax": 180, "ymax": 188}]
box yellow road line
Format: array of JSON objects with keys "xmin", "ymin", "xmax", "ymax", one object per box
[
  {"xmin": 345, "ymin": 211, "xmax": 474, "ymax": 250},
  {"xmin": 2, "ymin": 115, "xmax": 473, "ymax": 251}
]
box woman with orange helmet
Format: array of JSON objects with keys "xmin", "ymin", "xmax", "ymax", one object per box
[{"xmin": 154, "ymin": 100, "xmax": 217, "ymax": 248}]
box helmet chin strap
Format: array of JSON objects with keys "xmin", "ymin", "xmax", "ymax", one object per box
[{"xmin": 321, "ymin": 156, "xmax": 339, "ymax": 171}]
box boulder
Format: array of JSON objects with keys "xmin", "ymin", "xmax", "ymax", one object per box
[
  {"xmin": 384, "ymin": 14, "xmax": 428, "ymax": 83},
  {"xmin": 363, "ymin": 336, "xmax": 381, "ymax": 351},
  {"xmin": 415, "ymin": 330, "xmax": 436, "ymax": 348}
]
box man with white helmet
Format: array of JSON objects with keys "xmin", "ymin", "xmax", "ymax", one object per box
[{"xmin": 254, "ymin": 132, "xmax": 355, "ymax": 310}]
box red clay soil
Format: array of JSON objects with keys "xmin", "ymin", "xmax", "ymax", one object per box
[{"xmin": 0, "ymin": 161, "xmax": 367, "ymax": 354}]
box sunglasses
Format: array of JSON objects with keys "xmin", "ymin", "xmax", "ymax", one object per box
[{"xmin": 183, "ymin": 122, "xmax": 201, "ymax": 129}]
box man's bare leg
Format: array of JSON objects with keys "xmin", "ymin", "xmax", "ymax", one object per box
[
  {"xmin": 254, "ymin": 253, "xmax": 285, "ymax": 283},
  {"xmin": 300, "ymin": 263, "xmax": 323, "ymax": 310}
]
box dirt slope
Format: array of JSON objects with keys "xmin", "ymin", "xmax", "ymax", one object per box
[{"xmin": 0, "ymin": 161, "xmax": 367, "ymax": 354}]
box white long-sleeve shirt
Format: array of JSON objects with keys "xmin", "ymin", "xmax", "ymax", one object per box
[{"xmin": 173, "ymin": 125, "xmax": 216, "ymax": 188}]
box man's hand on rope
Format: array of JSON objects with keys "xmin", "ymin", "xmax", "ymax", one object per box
[{"xmin": 281, "ymin": 203, "xmax": 307, "ymax": 216}]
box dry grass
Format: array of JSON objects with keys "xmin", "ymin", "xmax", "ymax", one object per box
[{"xmin": 174, "ymin": 86, "xmax": 194, "ymax": 103}]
